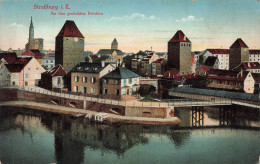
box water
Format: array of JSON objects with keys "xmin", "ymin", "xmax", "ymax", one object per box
[{"xmin": 0, "ymin": 106, "xmax": 259, "ymax": 164}]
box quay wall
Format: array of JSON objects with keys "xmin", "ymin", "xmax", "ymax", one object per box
[{"xmin": 0, "ymin": 88, "xmax": 169, "ymax": 118}]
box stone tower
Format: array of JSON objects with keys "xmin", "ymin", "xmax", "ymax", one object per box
[
  {"xmin": 229, "ymin": 38, "xmax": 249, "ymax": 70},
  {"xmin": 111, "ymin": 38, "xmax": 118, "ymax": 50},
  {"xmin": 55, "ymin": 20, "xmax": 85, "ymax": 73},
  {"xmin": 29, "ymin": 16, "xmax": 34, "ymax": 43},
  {"xmin": 168, "ymin": 30, "xmax": 192, "ymax": 75}
]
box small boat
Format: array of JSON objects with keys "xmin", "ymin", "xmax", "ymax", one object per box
[{"xmin": 110, "ymin": 108, "xmax": 120, "ymax": 115}]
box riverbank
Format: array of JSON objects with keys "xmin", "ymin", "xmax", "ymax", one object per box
[{"xmin": 0, "ymin": 101, "xmax": 181, "ymax": 125}]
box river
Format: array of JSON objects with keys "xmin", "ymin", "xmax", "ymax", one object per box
[{"xmin": 0, "ymin": 105, "xmax": 259, "ymax": 164}]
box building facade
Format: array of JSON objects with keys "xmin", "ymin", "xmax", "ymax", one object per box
[
  {"xmin": 249, "ymin": 50, "xmax": 260, "ymax": 63},
  {"xmin": 55, "ymin": 20, "xmax": 85, "ymax": 73}
]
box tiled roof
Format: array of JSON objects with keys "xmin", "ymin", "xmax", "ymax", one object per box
[
  {"xmin": 152, "ymin": 58, "xmax": 164, "ymax": 63},
  {"xmin": 5, "ymin": 64, "xmax": 27, "ymax": 73},
  {"xmin": 249, "ymin": 50, "xmax": 260, "ymax": 54},
  {"xmin": 97, "ymin": 49, "xmax": 124, "ymax": 55},
  {"xmin": 207, "ymin": 49, "xmax": 229, "ymax": 54},
  {"xmin": 200, "ymin": 65, "xmax": 210, "ymax": 72},
  {"xmin": 204, "ymin": 56, "xmax": 217, "ymax": 67},
  {"xmin": 22, "ymin": 50, "xmax": 42, "ymax": 59},
  {"xmin": 88, "ymin": 55, "xmax": 98, "ymax": 59},
  {"xmin": 42, "ymin": 64, "xmax": 66, "ymax": 76},
  {"xmin": 0, "ymin": 52, "xmax": 17, "ymax": 64},
  {"xmin": 70, "ymin": 62, "xmax": 108, "ymax": 73},
  {"xmin": 163, "ymin": 70, "xmax": 179, "ymax": 78},
  {"xmin": 103, "ymin": 67, "xmax": 140, "ymax": 79},
  {"xmin": 208, "ymin": 69, "xmax": 239, "ymax": 76},
  {"xmin": 15, "ymin": 57, "xmax": 32, "ymax": 64},
  {"xmin": 57, "ymin": 20, "xmax": 84, "ymax": 38},
  {"xmin": 230, "ymin": 38, "xmax": 248, "ymax": 48},
  {"xmin": 237, "ymin": 62, "xmax": 260, "ymax": 70},
  {"xmin": 168, "ymin": 30, "xmax": 191, "ymax": 43}
]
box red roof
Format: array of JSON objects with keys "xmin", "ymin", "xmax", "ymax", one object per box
[
  {"xmin": 239, "ymin": 62, "xmax": 260, "ymax": 70},
  {"xmin": 15, "ymin": 57, "xmax": 32, "ymax": 64},
  {"xmin": 208, "ymin": 69, "xmax": 239, "ymax": 76},
  {"xmin": 168, "ymin": 30, "xmax": 191, "ymax": 43},
  {"xmin": 207, "ymin": 49, "xmax": 229, "ymax": 54},
  {"xmin": 42, "ymin": 64, "xmax": 66, "ymax": 76},
  {"xmin": 207, "ymin": 75, "xmax": 244, "ymax": 82},
  {"xmin": 230, "ymin": 38, "xmax": 248, "ymax": 48},
  {"xmin": 163, "ymin": 70, "xmax": 179, "ymax": 78},
  {"xmin": 249, "ymin": 50, "xmax": 260, "ymax": 54},
  {"xmin": 200, "ymin": 65, "xmax": 210, "ymax": 72},
  {"xmin": 22, "ymin": 50, "xmax": 42, "ymax": 59},
  {"xmin": 152, "ymin": 58, "xmax": 164, "ymax": 63},
  {"xmin": 0, "ymin": 53, "xmax": 17, "ymax": 64},
  {"xmin": 5, "ymin": 64, "xmax": 27, "ymax": 73},
  {"xmin": 88, "ymin": 55, "xmax": 98, "ymax": 59},
  {"xmin": 57, "ymin": 20, "xmax": 84, "ymax": 38}
]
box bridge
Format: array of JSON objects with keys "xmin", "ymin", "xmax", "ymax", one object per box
[{"xmin": 169, "ymin": 87, "xmax": 260, "ymax": 109}]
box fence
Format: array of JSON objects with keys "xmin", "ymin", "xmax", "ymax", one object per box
[{"xmin": 0, "ymin": 86, "xmax": 232, "ymax": 108}]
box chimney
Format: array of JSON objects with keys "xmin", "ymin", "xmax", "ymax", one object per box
[{"xmin": 102, "ymin": 60, "xmax": 105, "ymax": 67}]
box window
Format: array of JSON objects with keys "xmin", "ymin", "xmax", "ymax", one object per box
[
  {"xmin": 91, "ymin": 77, "xmax": 96, "ymax": 83},
  {"xmin": 129, "ymin": 78, "xmax": 132, "ymax": 84},
  {"xmin": 104, "ymin": 88, "xmax": 108, "ymax": 94},
  {"xmin": 25, "ymin": 81, "xmax": 28, "ymax": 86},
  {"xmin": 104, "ymin": 79, "xmax": 108, "ymax": 84},
  {"xmin": 124, "ymin": 79, "xmax": 127, "ymax": 85},
  {"xmin": 12, "ymin": 82, "xmax": 15, "ymax": 86},
  {"xmin": 74, "ymin": 86, "xmax": 78, "ymax": 92},
  {"xmin": 82, "ymin": 77, "xmax": 87, "ymax": 83},
  {"xmin": 83, "ymin": 87, "xmax": 87, "ymax": 94},
  {"xmin": 57, "ymin": 77, "xmax": 61, "ymax": 86},
  {"xmin": 116, "ymin": 89, "xmax": 120, "ymax": 95},
  {"xmin": 74, "ymin": 76, "xmax": 79, "ymax": 82},
  {"xmin": 25, "ymin": 73, "xmax": 28, "ymax": 78},
  {"xmin": 90, "ymin": 87, "xmax": 95, "ymax": 94},
  {"xmin": 114, "ymin": 80, "xmax": 119, "ymax": 85},
  {"xmin": 122, "ymin": 89, "xmax": 126, "ymax": 95}
]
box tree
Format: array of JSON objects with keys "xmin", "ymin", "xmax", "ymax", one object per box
[{"xmin": 122, "ymin": 54, "xmax": 135, "ymax": 69}]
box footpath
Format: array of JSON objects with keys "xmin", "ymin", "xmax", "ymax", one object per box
[{"xmin": 0, "ymin": 101, "xmax": 180, "ymax": 125}]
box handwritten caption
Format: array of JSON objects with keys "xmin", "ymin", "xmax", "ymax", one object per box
[{"xmin": 33, "ymin": 4, "xmax": 103, "ymax": 16}]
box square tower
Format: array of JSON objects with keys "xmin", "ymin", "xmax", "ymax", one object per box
[
  {"xmin": 55, "ymin": 20, "xmax": 84, "ymax": 73},
  {"xmin": 168, "ymin": 30, "xmax": 192, "ymax": 74},
  {"xmin": 229, "ymin": 38, "xmax": 249, "ymax": 70}
]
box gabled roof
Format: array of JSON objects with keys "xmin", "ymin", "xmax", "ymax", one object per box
[
  {"xmin": 15, "ymin": 57, "xmax": 32, "ymax": 64},
  {"xmin": 5, "ymin": 64, "xmax": 27, "ymax": 73},
  {"xmin": 0, "ymin": 52, "xmax": 17, "ymax": 64},
  {"xmin": 88, "ymin": 55, "xmax": 98, "ymax": 59},
  {"xmin": 56, "ymin": 20, "xmax": 84, "ymax": 38},
  {"xmin": 204, "ymin": 56, "xmax": 218, "ymax": 67},
  {"xmin": 230, "ymin": 38, "xmax": 248, "ymax": 48},
  {"xmin": 102, "ymin": 67, "xmax": 140, "ymax": 79},
  {"xmin": 22, "ymin": 50, "xmax": 42, "ymax": 59},
  {"xmin": 207, "ymin": 49, "xmax": 230, "ymax": 54},
  {"xmin": 70, "ymin": 62, "xmax": 109, "ymax": 73},
  {"xmin": 42, "ymin": 64, "xmax": 66, "ymax": 76},
  {"xmin": 97, "ymin": 49, "xmax": 124, "ymax": 55},
  {"xmin": 168, "ymin": 30, "xmax": 191, "ymax": 43},
  {"xmin": 249, "ymin": 50, "xmax": 260, "ymax": 54}
]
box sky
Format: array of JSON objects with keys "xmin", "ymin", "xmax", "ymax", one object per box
[{"xmin": 0, "ymin": 0, "xmax": 260, "ymax": 53}]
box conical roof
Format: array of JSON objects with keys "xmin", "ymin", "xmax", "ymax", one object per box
[
  {"xmin": 168, "ymin": 30, "xmax": 191, "ymax": 43},
  {"xmin": 56, "ymin": 20, "xmax": 84, "ymax": 38},
  {"xmin": 230, "ymin": 38, "xmax": 248, "ymax": 48},
  {"xmin": 112, "ymin": 38, "xmax": 118, "ymax": 44},
  {"xmin": 30, "ymin": 16, "xmax": 34, "ymax": 28}
]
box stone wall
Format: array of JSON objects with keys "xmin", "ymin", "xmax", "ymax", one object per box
[{"xmin": 125, "ymin": 106, "xmax": 166, "ymax": 118}]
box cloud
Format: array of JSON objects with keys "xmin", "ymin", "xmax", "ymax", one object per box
[
  {"xmin": 106, "ymin": 13, "xmax": 156, "ymax": 21},
  {"xmin": 176, "ymin": 15, "xmax": 204, "ymax": 23},
  {"xmin": 10, "ymin": 23, "xmax": 24, "ymax": 28}
]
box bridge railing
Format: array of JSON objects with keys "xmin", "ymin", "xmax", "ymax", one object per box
[{"xmin": 1, "ymin": 86, "xmax": 232, "ymax": 108}]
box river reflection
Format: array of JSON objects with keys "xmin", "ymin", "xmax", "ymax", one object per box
[{"xmin": 0, "ymin": 106, "xmax": 259, "ymax": 164}]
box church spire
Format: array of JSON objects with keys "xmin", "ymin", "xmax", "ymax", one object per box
[{"xmin": 29, "ymin": 16, "xmax": 34, "ymax": 39}]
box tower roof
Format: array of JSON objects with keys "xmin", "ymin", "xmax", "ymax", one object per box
[
  {"xmin": 230, "ymin": 38, "xmax": 248, "ymax": 48},
  {"xmin": 168, "ymin": 30, "xmax": 191, "ymax": 43},
  {"xmin": 112, "ymin": 38, "xmax": 118, "ymax": 44},
  {"xmin": 30, "ymin": 16, "xmax": 34, "ymax": 28},
  {"xmin": 57, "ymin": 20, "xmax": 84, "ymax": 38}
]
